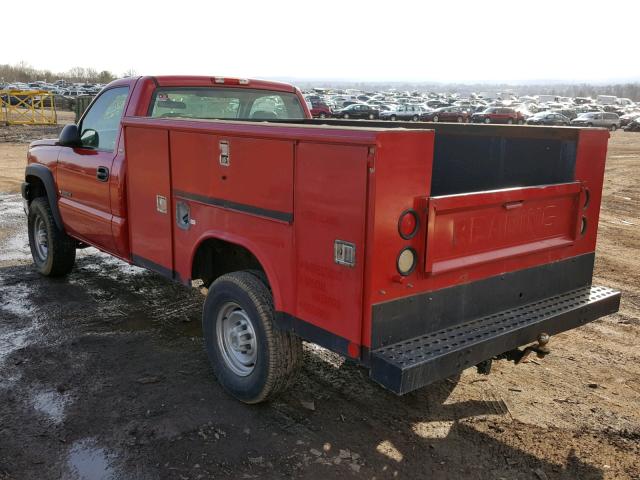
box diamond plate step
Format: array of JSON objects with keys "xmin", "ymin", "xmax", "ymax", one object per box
[{"xmin": 370, "ymin": 285, "xmax": 620, "ymax": 394}]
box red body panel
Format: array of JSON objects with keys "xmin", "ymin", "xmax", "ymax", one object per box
[
  {"xmin": 170, "ymin": 132, "xmax": 295, "ymax": 217},
  {"xmin": 125, "ymin": 127, "xmax": 173, "ymax": 270},
  {"xmin": 294, "ymin": 142, "xmax": 369, "ymax": 345},
  {"xmin": 424, "ymin": 182, "xmax": 582, "ymax": 275}
]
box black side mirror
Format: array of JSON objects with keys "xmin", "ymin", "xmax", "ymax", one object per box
[{"xmin": 58, "ymin": 124, "xmax": 81, "ymax": 147}]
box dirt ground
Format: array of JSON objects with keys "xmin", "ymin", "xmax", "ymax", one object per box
[{"xmin": 0, "ymin": 126, "xmax": 639, "ymax": 480}]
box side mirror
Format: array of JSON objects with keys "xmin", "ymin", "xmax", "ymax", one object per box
[
  {"xmin": 80, "ymin": 128, "xmax": 99, "ymax": 148},
  {"xmin": 58, "ymin": 124, "xmax": 81, "ymax": 147}
]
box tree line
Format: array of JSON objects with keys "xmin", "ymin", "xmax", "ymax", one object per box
[{"xmin": 0, "ymin": 62, "xmax": 136, "ymax": 85}]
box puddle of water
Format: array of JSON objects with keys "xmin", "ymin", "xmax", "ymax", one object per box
[
  {"xmin": 0, "ymin": 229, "xmax": 30, "ymax": 262},
  {"xmin": 77, "ymin": 250, "xmax": 145, "ymax": 276},
  {"xmin": 32, "ymin": 389, "xmax": 70, "ymax": 424},
  {"xmin": 0, "ymin": 194, "xmax": 25, "ymax": 224},
  {"xmin": 67, "ymin": 438, "xmax": 116, "ymax": 480},
  {"xmin": 110, "ymin": 310, "xmax": 203, "ymax": 338},
  {"xmin": 0, "ymin": 328, "xmax": 30, "ymax": 363},
  {"xmin": 0, "ymin": 281, "xmax": 35, "ymax": 317}
]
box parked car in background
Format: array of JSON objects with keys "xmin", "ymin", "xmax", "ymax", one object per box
[
  {"xmin": 334, "ymin": 103, "xmax": 379, "ymax": 119},
  {"xmin": 421, "ymin": 106, "xmax": 469, "ymax": 123},
  {"xmin": 310, "ymin": 101, "xmax": 332, "ymax": 118},
  {"xmin": 555, "ymin": 108, "xmax": 578, "ymax": 120},
  {"xmin": 379, "ymin": 104, "xmax": 426, "ymax": 121},
  {"xmin": 620, "ymin": 112, "xmax": 640, "ymax": 127},
  {"xmin": 571, "ymin": 112, "xmax": 621, "ymax": 130},
  {"xmin": 470, "ymin": 107, "xmax": 525, "ymax": 124},
  {"xmin": 624, "ymin": 116, "xmax": 640, "ymax": 132},
  {"xmin": 526, "ymin": 111, "xmax": 570, "ymax": 126}
]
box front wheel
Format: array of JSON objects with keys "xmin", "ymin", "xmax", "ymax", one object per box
[
  {"xmin": 412, "ymin": 115, "xmax": 419, "ymax": 121},
  {"xmin": 343, "ymin": 113, "xmax": 349, "ymax": 119},
  {"xmin": 610, "ymin": 124, "xmax": 617, "ymax": 131},
  {"xmin": 28, "ymin": 197, "xmax": 76, "ymax": 276},
  {"xmin": 368, "ymin": 113, "xmax": 375, "ymax": 120},
  {"xmin": 202, "ymin": 271, "xmax": 303, "ymax": 403},
  {"xmin": 484, "ymin": 118, "xmax": 491, "ymax": 124},
  {"xmin": 433, "ymin": 115, "xmax": 439, "ymax": 122}
]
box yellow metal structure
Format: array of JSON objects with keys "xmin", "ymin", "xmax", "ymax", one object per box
[{"xmin": 0, "ymin": 90, "xmax": 57, "ymax": 125}]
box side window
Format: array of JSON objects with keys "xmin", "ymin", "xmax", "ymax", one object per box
[{"xmin": 80, "ymin": 87, "xmax": 129, "ymax": 151}]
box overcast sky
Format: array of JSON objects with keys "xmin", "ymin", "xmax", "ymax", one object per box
[{"xmin": 5, "ymin": 0, "xmax": 639, "ymax": 84}]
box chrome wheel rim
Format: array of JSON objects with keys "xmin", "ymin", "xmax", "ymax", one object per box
[
  {"xmin": 216, "ymin": 302, "xmax": 257, "ymax": 376},
  {"xmin": 33, "ymin": 216, "xmax": 48, "ymax": 261}
]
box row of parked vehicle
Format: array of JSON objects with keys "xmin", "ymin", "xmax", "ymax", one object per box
[
  {"xmin": 305, "ymin": 89, "xmax": 640, "ymax": 131},
  {"xmin": 0, "ymin": 80, "xmax": 104, "ymax": 98}
]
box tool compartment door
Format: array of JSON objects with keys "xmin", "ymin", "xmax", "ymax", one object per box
[
  {"xmin": 294, "ymin": 142, "xmax": 369, "ymax": 348},
  {"xmin": 425, "ymin": 182, "xmax": 584, "ymax": 275},
  {"xmin": 125, "ymin": 126, "xmax": 174, "ymax": 275}
]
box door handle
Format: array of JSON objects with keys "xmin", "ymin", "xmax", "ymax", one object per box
[
  {"xmin": 96, "ymin": 166, "xmax": 109, "ymax": 182},
  {"xmin": 503, "ymin": 200, "xmax": 524, "ymax": 210}
]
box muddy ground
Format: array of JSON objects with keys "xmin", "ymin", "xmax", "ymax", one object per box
[{"xmin": 0, "ymin": 126, "xmax": 639, "ymax": 480}]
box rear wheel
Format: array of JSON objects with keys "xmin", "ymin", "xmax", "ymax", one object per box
[
  {"xmin": 507, "ymin": 118, "xmax": 514, "ymax": 124},
  {"xmin": 368, "ymin": 113, "xmax": 375, "ymax": 120},
  {"xmin": 319, "ymin": 112, "xmax": 327, "ymax": 119},
  {"xmin": 610, "ymin": 124, "xmax": 617, "ymax": 131},
  {"xmin": 343, "ymin": 113, "xmax": 349, "ymax": 119},
  {"xmin": 517, "ymin": 119, "xmax": 524, "ymax": 125},
  {"xmin": 587, "ymin": 123, "xmax": 593, "ymax": 127},
  {"xmin": 433, "ymin": 115, "xmax": 439, "ymax": 122},
  {"xmin": 484, "ymin": 118, "xmax": 491, "ymax": 124},
  {"xmin": 391, "ymin": 115, "xmax": 397, "ymax": 121},
  {"xmin": 27, "ymin": 197, "xmax": 76, "ymax": 276},
  {"xmin": 412, "ymin": 115, "xmax": 419, "ymax": 121},
  {"xmin": 202, "ymin": 271, "xmax": 303, "ymax": 403},
  {"xmin": 456, "ymin": 116, "xmax": 463, "ymax": 123}
]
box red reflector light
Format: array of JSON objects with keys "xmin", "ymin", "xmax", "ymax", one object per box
[{"xmin": 398, "ymin": 209, "xmax": 419, "ymax": 239}]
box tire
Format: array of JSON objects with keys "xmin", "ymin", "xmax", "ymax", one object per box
[
  {"xmin": 412, "ymin": 115, "xmax": 419, "ymax": 121},
  {"xmin": 517, "ymin": 119, "xmax": 524, "ymax": 125},
  {"xmin": 484, "ymin": 118, "xmax": 491, "ymax": 124},
  {"xmin": 27, "ymin": 197, "xmax": 76, "ymax": 276},
  {"xmin": 202, "ymin": 271, "xmax": 303, "ymax": 403},
  {"xmin": 343, "ymin": 113, "xmax": 349, "ymax": 119},
  {"xmin": 368, "ymin": 113, "xmax": 374, "ymax": 120},
  {"xmin": 456, "ymin": 116, "xmax": 463, "ymax": 123},
  {"xmin": 391, "ymin": 115, "xmax": 397, "ymax": 121},
  {"xmin": 587, "ymin": 123, "xmax": 593, "ymax": 127},
  {"xmin": 433, "ymin": 115, "xmax": 439, "ymax": 122},
  {"xmin": 610, "ymin": 124, "xmax": 617, "ymax": 131},
  {"xmin": 319, "ymin": 113, "xmax": 326, "ymax": 119},
  {"xmin": 507, "ymin": 118, "xmax": 514, "ymax": 124}
]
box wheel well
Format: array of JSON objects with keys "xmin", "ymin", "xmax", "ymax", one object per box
[
  {"xmin": 25, "ymin": 175, "xmax": 46, "ymax": 201},
  {"xmin": 192, "ymin": 238, "xmax": 266, "ymax": 288}
]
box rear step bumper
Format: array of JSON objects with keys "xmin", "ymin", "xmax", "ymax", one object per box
[{"xmin": 370, "ymin": 285, "xmax": 620, "ymax": 394}]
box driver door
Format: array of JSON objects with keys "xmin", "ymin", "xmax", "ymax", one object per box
[{"xmin": 56, "ymin": 86, "xmax": 129, "ymax": 252}]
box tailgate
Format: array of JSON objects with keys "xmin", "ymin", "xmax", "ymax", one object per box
[{"xmin": 425, "ymin": 182, "xmax": 585, "ymax": 274}]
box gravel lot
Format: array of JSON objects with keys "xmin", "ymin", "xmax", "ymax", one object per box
[{"xmin": 0, "ymin": 126, "xmax": 639, "ymax": 480}]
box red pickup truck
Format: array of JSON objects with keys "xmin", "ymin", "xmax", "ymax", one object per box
[{"xmin": 22, "ymin": 76, "xmax": 620, "ymax": 403}]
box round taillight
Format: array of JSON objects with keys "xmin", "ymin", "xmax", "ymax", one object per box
[
  {"xmin": 397, "ymin": 247, "xmax": 417, "ymax": 276},
  {"xmin": 398, "ymin": 209, "xmax": 419, "ymax": 240}
]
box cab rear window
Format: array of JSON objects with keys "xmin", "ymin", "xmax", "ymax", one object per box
[{"xmin": 148, "ymin": 87, "xmax": 305, "ymax": 120}]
